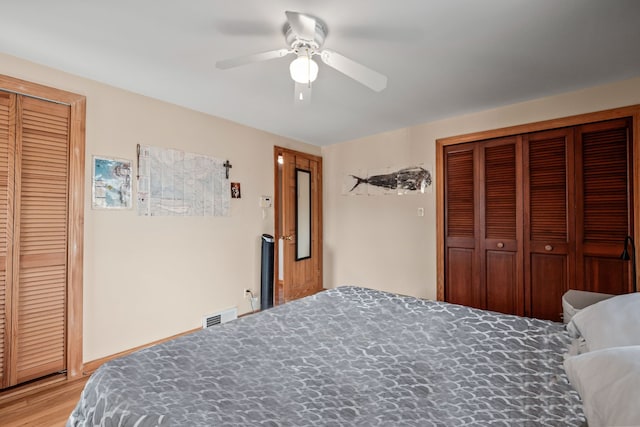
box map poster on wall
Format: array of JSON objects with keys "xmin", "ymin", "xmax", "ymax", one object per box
[
  {"xmin": 136, "ymin": 145, "xmax": 230, "ymax": 216},
  {"xmin": 92, "ymin": 155, "xmax": 132, "ymax": 209}
]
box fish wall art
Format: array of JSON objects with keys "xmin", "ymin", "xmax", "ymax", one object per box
[{"xmin": 344, "ymin": 165, "xmax": 432, "ymax": 196}]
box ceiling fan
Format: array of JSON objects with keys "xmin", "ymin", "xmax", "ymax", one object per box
[{"xmin": 216, "ymin": 11, "xmax": 388, "ymax": 105}]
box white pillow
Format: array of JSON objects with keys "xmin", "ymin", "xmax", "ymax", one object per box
[
  {"xmin": 564, "ymin": 346, "xmax": 640, "ymax": 427},
  {"xmin": 568, "ymin": 292, "xmax": 640, "ymax": 351}
]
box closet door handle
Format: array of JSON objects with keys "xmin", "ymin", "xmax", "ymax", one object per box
[
  {"xmin": 496, "ymin": 242, "xmax": 504, "ymax": 248},
  {"xmin": 545, "ymin": 244, "xmax": 553, "ymax": 251}
]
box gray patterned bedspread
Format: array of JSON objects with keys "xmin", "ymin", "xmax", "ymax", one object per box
[{"xmin": 67, "ymin": 286, "xmax": 585, "ymax": 426}]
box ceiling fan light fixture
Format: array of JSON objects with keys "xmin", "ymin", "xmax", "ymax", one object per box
[{"xmin": 289, "ymin": 55, "xmax": 318, "ymax": 84}]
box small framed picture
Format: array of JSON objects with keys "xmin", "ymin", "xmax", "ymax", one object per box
[
  {"xmin": 92, "ymin": 155, "xmax": 132, "ymax": 209},
  {"xmin": 231, "ymin": 182, "xmax": 241, "ymax": 199}
]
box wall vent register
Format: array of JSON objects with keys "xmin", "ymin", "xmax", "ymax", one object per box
[{"xmin": 202, "ymin": 307, "xmax": 238, "ymax": 328}]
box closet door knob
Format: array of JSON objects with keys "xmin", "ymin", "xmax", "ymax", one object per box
[
  {"xmin": 496, "ymin": 242, "xmax": 504, "ymax": 248},
  {"xmin": 545, "ymin": 244, "xmax": 553, "ymax": 251}
]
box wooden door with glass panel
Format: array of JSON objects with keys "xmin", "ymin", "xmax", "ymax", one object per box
[{"xmin": 274, "ymin": 147, "xmax": 322, "ymax": 304}]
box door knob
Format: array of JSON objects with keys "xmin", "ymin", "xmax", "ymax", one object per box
[
  {"xmin": 282, "ymin": 235, "xmax": 294, "ymax": 241},
  {"xmin": 545, "ymin": 244, "xmax": 553, "ymax": 251},
  {"xmin": 496, "ymin": 242, "xmax": 504, "ymax": 248}
]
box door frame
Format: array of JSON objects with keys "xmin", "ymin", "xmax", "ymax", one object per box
[
  {"xmin": 0, "ymin": 74, "xmax": 85, "ymax": 382},
  {"xmin": 273, "ymin": 146, "xmax": 323, "ymax": 305},
  {"xmin": 436, "ymin": 104, "xmax": 640, "ymax": 301}
]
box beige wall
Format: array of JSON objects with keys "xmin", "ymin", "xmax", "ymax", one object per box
[
  {"xmin": 322, "ymin": 76, "xmax": 640, "ymax": 301},
  {"xmin": 0, "ymin": 52, "xmax": 320, "ymax": 362},
  {"xmin": 3, "ymin": 49, "xmax": 640, "ymax": 364}
]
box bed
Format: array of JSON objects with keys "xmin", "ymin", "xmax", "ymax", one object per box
[{"xmin": 68, "ymin": 286, "xmax": 586, "ymax": 426}]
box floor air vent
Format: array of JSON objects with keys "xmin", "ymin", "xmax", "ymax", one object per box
[{"xmin": 202, "ymin": 307, "xmax": 237, "ymax": 328}]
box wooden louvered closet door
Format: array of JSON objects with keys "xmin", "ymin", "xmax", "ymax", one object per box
[
  {"xmin": 0, "ymin": 91, "xmax": 14, "ymax": 387},
  {"xmin": 444, "ymin": 117, "xmax": 633, "ymax": 321},
  {"xmin": 482, "ymin": 137, "xmax": 523, "ymax": 316},
  {"xmin": 575, "ymin": 118, "xmax": 633, "ymax": 295},
  {"xmin": 445, "ymin": 138, "xmax": 524, "ymax": 315},
  {"xmin": 0, "ymin": 91, "xmax": 70, "ymax": 388},
  {"xmin": 523, "ymin": 129, "xmax": 575, "ymax": 321},
  {"xmin": 444, "ymin": 144, "xmax": 479, "ymax": 309}
]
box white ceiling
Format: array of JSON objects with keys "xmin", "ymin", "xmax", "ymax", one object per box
[{"xmin": 1, "ymin": 0, "xmax": 639, "ymax": 146}]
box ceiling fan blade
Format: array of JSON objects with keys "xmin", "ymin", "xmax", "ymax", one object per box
[
  {"xmin": 216, "ymin": 49, "xmax": 291, "ymax": 69},
  {"xmin": 320, "ymin": 49, "xmax": 387, "ymax": 92},
  {"xmin": 285, "ymin": 11, "xmax": 317, "ymax": 41},
  {"xmin": 294, "ymin": 82, "xmax": 312, "ymax": 106}
]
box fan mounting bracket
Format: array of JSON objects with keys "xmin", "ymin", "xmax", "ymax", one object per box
[{"xmin": 283, "ymin": 16, "xmax": 327, "ymax": 51}]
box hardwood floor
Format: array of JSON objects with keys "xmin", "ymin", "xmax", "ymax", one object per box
[{"xmin": 0, "ymin": 376, "xmax": 88, "ymax": 427}]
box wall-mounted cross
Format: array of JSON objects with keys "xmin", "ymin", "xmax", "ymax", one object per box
[{"xmin": 223, "ymin": 160, "xmax": 232, "ymax": 179}]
